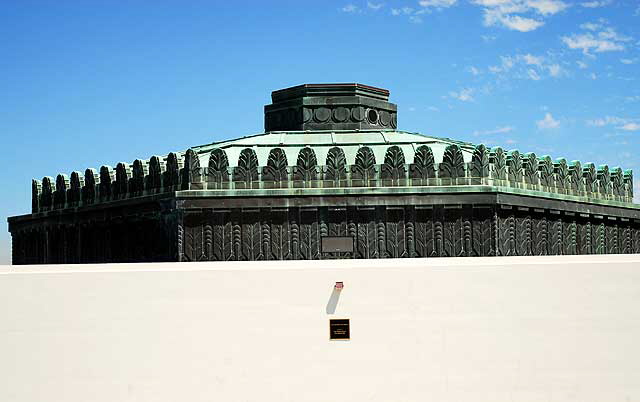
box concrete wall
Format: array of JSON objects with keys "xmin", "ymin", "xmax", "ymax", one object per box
[{"xmin": 1, "ymin": 255, "xmax": 639, "ymax": 402}]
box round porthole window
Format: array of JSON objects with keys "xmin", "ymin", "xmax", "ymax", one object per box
[{"xmin": 367, "ymin": 109, "xmax": 378, "ymax": 124}]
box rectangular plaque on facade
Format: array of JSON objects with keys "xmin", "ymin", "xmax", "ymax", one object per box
[
  {"xmin": 321, "ymin": 236, "xmax": 354, "ymax": 253},
  {"xmin": 329, "ymin": 319, "xmax": 350, "ymax": 340}
]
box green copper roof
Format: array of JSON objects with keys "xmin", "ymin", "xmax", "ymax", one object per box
[{"xmin": 190, "ymin": 130, "xmax": 476, "ymax": 168}]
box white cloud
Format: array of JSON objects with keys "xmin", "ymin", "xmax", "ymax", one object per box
[
  {"xmin": 587, "ymin": 116, "xmax": 640, "ymax": 131},
  {"xmin": 618, "ymin": 122, "xmax": 640, "ymax": 131},
  {"xmin": 341, "ymin": 4, "xmax": 359, "ymax": 12},
  {"xmin": 576, "ymin": 60, "xmax": 588, "ymax": 69},
  {"xmin": 620, "ymin": 58, "xmax": 638, "ymax": 64},
  {"xmin": 590, "ymin": 72, "xmax": 597, "ymax": 79},
  {"xmin": 419, "ymin": 0, "xmax": 457, "ymax": 8},
  {"xmin": 468, "ymin": 66, "xmax": 482, "ymax": 75},
  {"xmin": 580, "ymin": 22, "xmax": 602, "ymax": 31},
  {"xmin": 522, "ymin": 53, "xmax": 543, "ymax": 65},
  {"xmin": 537, "ymin": 113, "xmax": 560, "ymax": 129},
  {"xmin": 409, "ymin": 15, "xmax": 424, "ymax": 23},
  {"xmin": 562, "ymin": 33, "xmax": 625, "ymax": 54},
  {"xmin": 563, "ymin": 22, "xmax": 632, "ymax": 55},
  {"xmin": 488, "ymin": 53, "xmax": 563, "ymax": 80},
  {"xmin": 625, "ymin": 95, "xmax": 640, "ymax": 102},
  {"xmin": 527, "ymin": 68, "xmax": 541, "ymax": 80},
  {"xmin": 449, "ymin": 88, "xmax": 475, "ymax": 102},
  {"xmin": 473, "ymin": 125, "xmax": 515, "ymax": 136},
  {"xmin": 472, "ymin": 0, "xmax": 567, "ymax": 32},
  {"xmin": 427, "ymin": 106, "xmax": 440, "ymax": 111},
  {"xmin": 481, "ymin": 35, "xmax": 497, "ymax": 42},
  {"xmin": 391, "ymin": 7, "xmax": 414, "ymax": 15},
  {"xmin": 580, "ymin": 0, "xmax": 612, "ymax": 7},
  {"xmin": 547, "ymin": 63, "xmax": 562, "ymax": 77},
  {"xmin": 367, "ymin": 2, "xmax": 384, "ymax": 10}
]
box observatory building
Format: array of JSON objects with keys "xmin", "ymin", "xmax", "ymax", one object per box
[{"xmin": 7, "ymin": 83, "xmax": 640, "ymax": 264}]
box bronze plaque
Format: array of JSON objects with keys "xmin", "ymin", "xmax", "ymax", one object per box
[
  {"xmin": 321, "ymin": 236, "xmax": 354, "ymax": 253},
  {"xmin": 329, "ymin": 319, "xmax": 350, "ymax": 340}
]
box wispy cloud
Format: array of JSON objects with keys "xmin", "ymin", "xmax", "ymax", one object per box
[
  {"xmin": 537, "ymin": 113, "xmax": 560, "ymax": 129},
  {"xmin": 587, "ymin": 116, "xmax": 640, "ymax": 130},
  {"xmin": 488, "ymin": 53, "xmax": 564, "ymax": 80},
  {"xmin": 419, "ymin": 0, "xmax": 457, "ymax": 9},
  {"xmin": 620, "ymin": 58, "xmax": 638, "ymax": 64},
  {"xmin": 449, "ymin": 88, "xmax": 475, "ymax": 102},
  {"xmin": 468, "ymin": 66, "xmax": 482, "ymax": 75},
  {"xmin": 580, "ymin": 0, "xmax": 612, "ymax": 8},
  {"xmin": 341, "ymin": 4, "xmax": 359, "ymax": 13},
  {"xmin": 472, "ymin": 0, "xmax": 569, "ymax": 32},
  {"xmin": 619, "ymin": 122, "xmax": 640, "ymax": 131},
  {"xmin": 473, "ymin": 126, "xmax": 515, "ymax": 136},
  {"xmin": 367, "ymin": 1, "xmax": 384, "ymax": 10},
  {"xmin": 562, "ymin": 23, "xmax": 632, "ymax": 55}
]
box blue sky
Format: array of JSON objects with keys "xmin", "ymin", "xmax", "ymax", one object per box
[{"xmin": 1, "ymin": 0, "xmax": 639, "ymax": 264}]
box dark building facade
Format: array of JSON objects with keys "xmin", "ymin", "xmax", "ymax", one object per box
[{"xmin": 8, "ymin": 83, "xmax": 640, "ymax": 264}]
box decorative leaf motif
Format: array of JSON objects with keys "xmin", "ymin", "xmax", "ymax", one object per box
[
  {"xmin": 385, "ymin": 212, "xmax": 407, "ymax": 258},
  {"xmin": 82, "ymin": 168, "xmax": 97, "ymax": 205},
  {"xmin": 443, "ymin": 212, "xmax": 463, "ymax": 257},
  {"xmin": 582, "ymin": 163, "xmax": 597, "ymax": 193},
  {"xmin": 70, "ymin": 172, "xmax": 84, "ymax": 207},
  {"xmin": 472, "ymin": 212, "xmax": 493, "ymax": 256},
  {"xmin": 548, "ymin": 219, "xmax": 562, "ymax": 255},
  {"xmin": 554, "ymin": 158, "xmax": 569, "ymax": 190},
  {"xmin": 415, "ymin": 210, "xmax": 435, "ymax": 257},
  {"xmin": 610, "ymin": 166, "xmax": 623, "ymax": 197},
  {"xmin": 380, "ymin": 145, "xmax": 406, "ymax": 181},
  {"xmin": 516, "ymin": 215, "xmax": 531, "ymax": 256},
  {"xmin": 164, "ymin": 153, "xmax": 180, "ymax": 189},
  {"xmin": 293, "ymin": 147, "xmax": 318, "ymax": 182},
  {"xmin": 99, "ymin": 165, "xmax": 113, "ymax": 201},
  {"xmin": 568, "ymin": 160, "xmax": 583, "ymax": 193},
  {"xmin": 213, "ymin": 219, "xmax": 233, "ymax": 261},
  {"xmin": 54, "ymin": 174, "xmax": 68, "ymax": 209},
  {"xmin": 606, "ymin": 225, "xmax": 618, "ymax": 254},
  {"xmin": 538, "ymin": 155, "xmax": 554, "ymax": 188},
  {"xmin": 357, "ymin": 220, "xmax": 377, "ymax": 259},
  {"xmin": 130, "ymin": 160, "xmax": 146, "ymax": 195},
  {"xmin": 499, "ymin": 215, "xmax": 515, "ymax": 256},
  {"xmin": 147, "ymin": 156, "xmax": 162, "ymax": 191},
  {"xmin": 299, "ymin": 221, "xmax": 320, "ymax": 260},
  {"xmin": 564, "ymin": 221, "xmax": 577, "ymax": 255},
  {"xmin": 185, "ymin": 225, "xmax": 204, "ymax": 262},
  {"xmin": 181, "ymin": 148, "xmax": 201, "ymax": 190},
  {"xmin": 623, "ymin": 169, "xmax": 633, "ymax": 199},
  {"xmin": 324, "ymin": 146, "xmax": 347, "ymax": 184},
  {"xmin": 506, "ymin": 150, "xmax": 523, "ymax": 183},
  {"xmin": 207, "ymin": 148, "xmax": 230, "ymax": 187},
  {"xmin": 351, "ymin": 146, "xmax": 377, "ymax": 181},
  {"xmin": 579, "ymin": 221, "xmax": 592, "ymax": 254},
  {"xmin": 242, "ymin": 221, "xmax": 263, "ymax": 260},
  {"xmin": 32, "ymin": 179, "xmax": 41, "ymax": 213},
  {"xmin": 410, "ymin": 145, "xmax": 435, "ymax": 180},
  {"xmin": 271, "ymin": 221, "xmax": 291, "ymax": 260},
  {"xmin": 597, "ymin": 165, "xmax": 610, "ymax": 195},
  {"xmin": 439, "ymin": 144, "xmax": 465, "ymax": 180},
  {"xmin": 469, "ymin": 144, "xmax": 489, "ymax": 180},
  {"xmin": 523, "ymin": 152, "xmax": 538, "ymax": 185},
  {"xmin": 490, "ymin": 147, "xmax": 506, "ymax": 180},
  {"xmin": 114, "ymin": 162, "xmax": 129, "ymax": 199},
  {"xmin": 262, "ymin": 147, "xmax": 289, "ymax": 184},
  {"xmin": 233, "ymin": 148, "xmax": 259, "ymax": 186}
]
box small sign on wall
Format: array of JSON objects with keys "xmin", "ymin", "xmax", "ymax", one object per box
[
  {"xmin": 321, "ymin": 237, "xmax": 354, "ymax": 253},
  {"xmin": 329, "ymin": 319, "xmax": 350, "ymax": 340}
]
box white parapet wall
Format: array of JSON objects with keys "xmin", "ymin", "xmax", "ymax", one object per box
[{"xmin": 1, "ymin": 255, "xmax": 640, "ymax": 402}]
